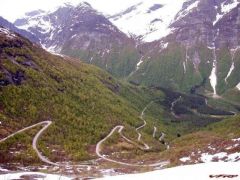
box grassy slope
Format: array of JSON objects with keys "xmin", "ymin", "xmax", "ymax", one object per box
[
  {"xmin": 161, "ymin": 114, "xmax": 240, "ymax": 166},
  {"xmin": 61, "ymin": 44, "xmax": 139, "ymax": 79},
  {"xmin": 0, "ymin": 32, "xmax": 162, "ymax": 162},
  {"xmin": 0, "ymin": 30, "xmax": 239, "ymax": 171}
]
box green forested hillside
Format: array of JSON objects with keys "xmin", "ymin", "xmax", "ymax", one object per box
[
  {"xmin": 0, "ymin": 31, "xmax": 156, "ymax": 162},
  {"xmin": 0, "ymin": 29, "xmax": 239, "ymax": 177}
]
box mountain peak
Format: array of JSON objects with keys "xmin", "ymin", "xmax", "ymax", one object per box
[
  {"xmin": 25, "ymin": 9, "xmax": 45, "ymax": 17},
  {"xmin": 78, "ymin": 1, "xmax": 92, "ymax": 8},
  {"xmin": 60, "ymin": 1, "xmax": 93, "ymax": 10}
]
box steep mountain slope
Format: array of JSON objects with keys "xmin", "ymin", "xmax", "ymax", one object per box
[
  {"xmin": 128, "ymin": 0, "xmax": 240, "ymax": 96},
  {"xmin": 14, "ymin": 2, "xmax": 139, "ymax": 78},
  {"xmin": 0, "ymin": 26, "xmax": 239, "ymax": 178},
  {"xmin": 0, "ymin": 16, "xmax": 39, "ymax": 43},
  {"xmin": 0, "ymin": 26, "xmax": 139, "ymax": 160},
  {"xmin": 0, "ymin": 26, "xmax": 173, "ymax": 176}
]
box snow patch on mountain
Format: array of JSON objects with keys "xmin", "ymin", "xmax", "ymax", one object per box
[
  {"xmin": 180, "ymin": 156, "xmax": 191, "ymax": 162},
  {"xmin": 0, "ymin": 166, "xmax": 8, "ymax": 172},
  {"xmin": 213, "ymin": 0, "xmax": 240, "ymax": 25},
  {"xmin": 0, "ymin": 27, "xmax": 16, "ymax": 39},
  {"xmin": 15, "ymin": 2, "xmax": 106, "ymax": 51},
  {"xmin": 16, "ymin": 10, "xmax": 53, "ymax": 34},
  {"xmin": 225, "ymin": 62, "xmax": 235, "ymax": 83},
  {"xmin": 175, "ymin": 1, "xmax": 199, "ymax": 21},
  {"xmin": 209, "ymin": 50, "xmax": 218, "ymax": 96},
  {"xmin": 225, "ymin": 47, "xmax": 239, "ymax": 83},
  {"xmin": 200, "ymin": 152, "xmax": 240, "ymax": 162},
  {"xmin": 16, "ymin": 2, "xmax": 93, "ymax": 33},
  {"xmin": 109, "ymin": 0, "xmax": 188, "ymax": 42},
  {"xmin": 136, "ymin": 56, "xmax": 144, "ymax": 70},
  {"xmin": 237, "ymin": 83, "xmax": 240, "ymax": 90}
]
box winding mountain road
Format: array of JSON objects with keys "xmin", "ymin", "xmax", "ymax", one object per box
[
  {"xmin": 152, "ymin": 126, "xmax": 157, "ymax": 138},
  {"xmin": 0, "ymin": 121, "xmax": 61, "ymax": 166},
  {"xmin": 95, "ymin": 101, "xmax": 170, "ymax": 167},
  {"xmin": 95, "ymin": 125, "xmax": 169, "ymax": 167},
  {"xmin": 0, "ymin": 101, "xmax": 169, "ymax": 168},
  {"xmin": 159, "ymin": 132, "xmax": 165, "ymax": 142},
  {"xmin": 31, "ymin": 121, "xmax": 60, "ymax": 166},
  {"xmin": 0, "ymin": 121, "xmax": 51, "ymax": 144},
  {"xmin": 0, "ymin": 121, "xmax": 87, "ymax": 167},
  {"xmin": 135, "ymin": 101, "xmax": 154, "ymax": 150},
  {"xmin": 170, "ymin": 96, "xmax": 182, "ymax": 118}
]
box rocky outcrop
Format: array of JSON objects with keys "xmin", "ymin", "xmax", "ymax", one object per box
[{"xmin": 168, "ymin": 0, "xmax": 240, "ymax": 49}]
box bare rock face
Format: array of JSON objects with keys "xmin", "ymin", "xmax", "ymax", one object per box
[
  {"xmin": 129, "ymin": 0, "xmax": 240, "ymax": 94},
  {"xmin": 215, "ymin": 4, "xmax": 240, "ymax": 49},
  {"xmin": 168, "ymin": 0, "xmax": 240, "ymax": 49}
]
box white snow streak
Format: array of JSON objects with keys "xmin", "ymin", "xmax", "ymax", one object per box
[
  {"xmin": 180, "ymin": 156, "xmax": 191, "ymax": 162},
  {"xmin": 209, "ymin": 50, "xmax": 217, "ymax": 96},
  {"xmin": 183, "ymin": 61, "xmax": 186, "ymax": 74},
  {"xmin": 176, "ymin": 1, "xmax": 199, "ymax": 21},
  {"xmin": 183, "ymin": 47, "xmax": 189, "ymax": 74},
  {"xmin": 209, "ymin": 29, "xmax": 220, "ymax": 96},
  {"xmin": 0, "ymin": 167, "xmax": 9, "ymax": 172},
  {"xmin": 225, "ymin": 62, "xmax": 235, "ymax": 83},
  {"xmin": 213, "ymin": 0, "xmax": 240, "ymax": 25},
  {"xmin": 136, "ymin": 56, "xmax": 144, "ymax": 70},
  {"xmin": 237, "ymin": 83, "xmax": 240, "ymax": 90},
  {"xmin": 225, "ymin": 48, "xmax": 239, "ymax": 83},
  {"xmin": 0, "ymin": 27, "xmax": 16, "ymax": 39}
]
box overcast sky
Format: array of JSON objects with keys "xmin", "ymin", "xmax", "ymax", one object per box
[{"xmin": 0, "ymin": 0, "xmax": 140, "ymax": 22}]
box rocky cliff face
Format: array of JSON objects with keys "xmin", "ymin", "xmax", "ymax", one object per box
[
  {"xmin": 129, "ymin": 0, "xmax": 240, "ymax": 95},
  {"xmin": 168, "ymin": 0, "xmax": 240, "ymax": 48}
]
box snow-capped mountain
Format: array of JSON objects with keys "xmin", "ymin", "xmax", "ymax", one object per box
[
  {"xmin": 14, "ymin": 2, "xmax": 139, "ymax": 77},
  {"xmin": 15, "ymin": 2, "xmax": 123, "ymax": 53},
  {"xmin": 13, "ymin": 0, "xmax": 240, "ymax": 95},
  {"xmin": 109, "ymin": 0, "xmax": 240, "ymax": 43},
  {"xmin": 109, "ymin": 0, "xmax": 188, "ymax": 42},
  {"xmin": 0, "ymin": 16, "xmax": 39, "ymax": 43},
  {"xmin": 127, "ymin": 0, "xmax": 240, "ymax": 95}
]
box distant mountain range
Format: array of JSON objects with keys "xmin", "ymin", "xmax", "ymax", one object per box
[{"xmin": 8, "ymin": 0, "xmax": 240, "ymax": 95}]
